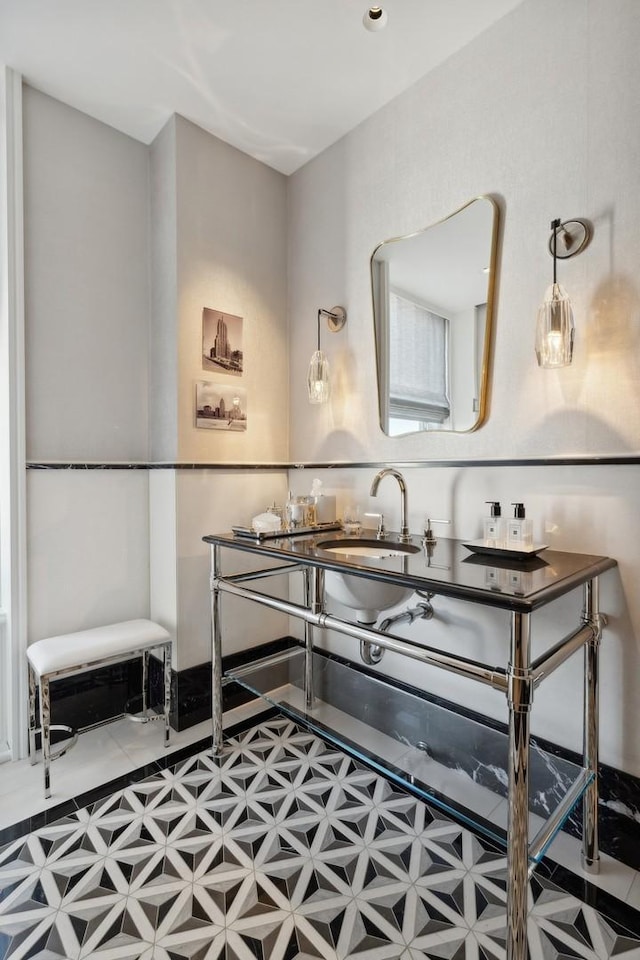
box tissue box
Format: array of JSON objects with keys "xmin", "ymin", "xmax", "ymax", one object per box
[
  {"xmin": 315, "ymin": 495, "xmax": 336, "ymax": 524},
  {"xmin": 252, "ymin": 512, "xmax": 282, "ymax": 534}
]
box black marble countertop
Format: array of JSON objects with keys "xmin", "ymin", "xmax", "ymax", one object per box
[{"xmin": 203, "ymin": 530, "xmax": 616, "ymax": 613}]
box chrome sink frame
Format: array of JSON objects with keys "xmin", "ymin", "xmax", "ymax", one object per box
[{"xmin": 207, "ymin": 543, "xmax": 604, "ymax": 960}]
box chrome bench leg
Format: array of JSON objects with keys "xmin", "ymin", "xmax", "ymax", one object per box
[
  {"xmin": 164, "ymin": 641, "xmax": 171, "ymax": 747},
  {"xmin": 142, "ymin": 649, "xmax": 149, "ymax": 716},
  {"xmin": 40, "ymin": 676, "xmax": 51, "ymax": 800},
  {"xmin": 28, "ymin": 664, "xmax": 37, "ymax": 765}
]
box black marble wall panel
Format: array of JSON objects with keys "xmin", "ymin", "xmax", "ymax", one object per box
[
  {"xmin": 48, "ymin": 660, "xmax": 143, "ymax": 730},
  {"xmin": 312, "ymin": 650, "xmax": 640, "ymax": 872}
]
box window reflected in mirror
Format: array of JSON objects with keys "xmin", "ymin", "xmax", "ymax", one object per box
[{"xmin": 371, "ymin": 196, "xmax": 499, "ymax": 436}]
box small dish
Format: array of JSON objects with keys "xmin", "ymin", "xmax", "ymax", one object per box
[{"xmin": 463, "ymin": 540, "xmax": 549, "ymax": 560}]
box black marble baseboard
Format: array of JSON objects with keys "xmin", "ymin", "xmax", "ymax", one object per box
[{"xmin": 25, "ymin": 455, "xmax": 640, "ymax": 469}]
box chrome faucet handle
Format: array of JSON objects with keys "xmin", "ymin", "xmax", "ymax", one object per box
[
  {"xmin": 364, "ymin": 511, "xmax": 386, "ymax": 539},
  {"xmin": 423, "ymin": 518, "xmax": 451, "ymax": 543}
]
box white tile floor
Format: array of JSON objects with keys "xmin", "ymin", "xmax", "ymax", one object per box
[
  {"xmin": 5, "ymin": 716, "xmax": 638, "ymax": 960},
  {"xmin": 1, "ymin": 694, "xmax": 639, "ymax": 916},
  {"xmin": 0, "ymin": 700, "xmax": 266, "ymax": 830}
]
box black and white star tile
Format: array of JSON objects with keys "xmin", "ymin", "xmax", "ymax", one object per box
[{"xmin": 1, "ymin": 717, "xmax": 640, "ymax": 959}]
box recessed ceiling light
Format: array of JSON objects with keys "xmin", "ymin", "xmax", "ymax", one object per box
[{"xmin": 363, "ymin": 6, "xmax": 388, "ymax": 31}]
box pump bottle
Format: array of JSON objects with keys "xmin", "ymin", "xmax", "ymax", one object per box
[
  {"xmin": 484, "ymin": 502, "xmax": 505, "ymax": 547},
  {"xmin": 508, "ymin": 503, "xmax": 533, "ymax": 548}
]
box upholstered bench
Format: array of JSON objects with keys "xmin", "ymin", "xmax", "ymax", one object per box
[{"xmin": 27, "ymin": 619, "xmax": 172, "ymax": 798}]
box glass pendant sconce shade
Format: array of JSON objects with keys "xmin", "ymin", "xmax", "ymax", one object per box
[
  {"xmin": 307, "ymin": 306, "xmax": 347, "ymax": 404},
  {"xmin": 535, "ymin": 283, "xmax": 574, "ymax": 367},
  {"xmin": 308, "ymin": 350, "xmax": 331, "ymax": 403},
  {"xmin": 535, "ymin": 217, "xmax": 591, "ymax": 369}
]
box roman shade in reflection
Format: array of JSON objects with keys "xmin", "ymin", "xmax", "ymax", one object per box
[{"xmin": 388, "ymin": 291, "xmax": 450, "ymax": 424}]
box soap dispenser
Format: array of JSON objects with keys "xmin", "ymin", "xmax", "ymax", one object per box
[
  {"xmin": 484, "ymin": 502, "xmax": 504, "ymax": 547},
  {"xmin": 508, "ymin": 503, "xmax": 533, "ymax": 548}
]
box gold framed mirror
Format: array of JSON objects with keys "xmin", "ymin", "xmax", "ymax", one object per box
[{"xmin": 371, "ymin": 196, "xmax": 499, "ymax": 437}]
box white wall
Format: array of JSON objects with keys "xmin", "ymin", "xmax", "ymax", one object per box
[
  {"xmin": 27, "ymin": 469, "xmax": 150, "ymax": 641},
  {"xmin": 23, "ymin": 95, "xmax": 291, "ymax": 673},
  {"xmin": 23, "ymin": 88, "xmax": 153, "ymax": 647},
  {"xmin": 150, "ymin": 468, "xmax": 290, "ymax": 672},
  {"xmin": 23, "ymin": 86, "xmax": 150, "ymax": 463},
  {"xmin": 148, "ymin": 117, "xmax": 290, "ymax": 670},
  {"xmin": 287, "ymin": 0, "xmax": 640, "ymax": 462},
  {"xmin": 149, "ymin": 117, "xmax": 178, "ymax": 463},
  {"xmin": 174, "ymin": 115, "xmax": 289, "ymax": 463},
  {"xmin": 175, "ymin": 470, "xmax": 290, "ymax": 670},
  {"xmin": 286, "ymin": 0, "xmax": 640, "ymax": 780}
]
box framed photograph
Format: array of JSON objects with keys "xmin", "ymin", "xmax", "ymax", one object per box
[
  {"xmin": 195, "ymin": 380, "xmax": 247, "ymax": 431},
  {"xmin": 202, "ymin": 308, "xmax": 243, "ymax": 376}
]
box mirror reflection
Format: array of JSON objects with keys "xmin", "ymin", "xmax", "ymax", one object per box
[{"xmin": 371, "ymin": 196, "xmax": 499, "ymax": 436}]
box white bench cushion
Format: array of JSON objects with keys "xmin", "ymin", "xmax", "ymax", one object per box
[{"xmin": 27, "ymin": 619, "xmax": 171, "ymax": 678}]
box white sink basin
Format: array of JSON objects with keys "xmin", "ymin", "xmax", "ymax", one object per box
[
  {"xmin": 318, "ymin": 538, "xmax": 418, "ymax": 623},
  {"xmin": 317, "ymin": 538, "xmax": 420, "ymax": 559},
  {"xmin": 322, "ymin": 544, "xmax": 412, "ymax": 559}
]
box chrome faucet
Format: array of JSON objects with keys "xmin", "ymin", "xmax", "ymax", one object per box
[{"xmin": 369, "ymin": 468, "xmax": 411, "ymax": 542}]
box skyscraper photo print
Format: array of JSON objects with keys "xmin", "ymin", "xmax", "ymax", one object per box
[{"xmin": 202, "ymin": 307, "xmax": 243, "ymax": 376}]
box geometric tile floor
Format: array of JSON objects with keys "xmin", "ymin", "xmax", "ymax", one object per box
[{"xmin": 1, "ymin": 718, "xmax": 640, "ymax": 960}]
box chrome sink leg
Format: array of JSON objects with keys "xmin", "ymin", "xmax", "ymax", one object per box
[
  {"xmin": 305, "ymin": 567, "xmax": 324, "ymax": 711},
  {"xmin": 582, "ymin": 577, "xmax": 601, "ymax": 874},
  {"xmin": 211, "ymin": 543, "xmax": 224, "ymax": 757},
  {"xmin": 506, "ymin": 611, "xmax": 532, "ymax": 960}
]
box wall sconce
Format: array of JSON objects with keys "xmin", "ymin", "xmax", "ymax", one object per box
[
  {"xmin": 307, "ymin": 306, "xmax": 347, "ymax": 404},
  {"xmin": 535, "ymin": 217, "xmax": 592, "ymax": 368}
]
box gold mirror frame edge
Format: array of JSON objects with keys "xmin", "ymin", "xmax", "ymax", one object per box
[{"xmin": 370, "ymin": 194, "xmax": 501, "ymax": 438}]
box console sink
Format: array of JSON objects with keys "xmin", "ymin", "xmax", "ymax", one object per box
[{"xmin": 317, "ymin": 538, "xmax": 419, "ymax": 623}]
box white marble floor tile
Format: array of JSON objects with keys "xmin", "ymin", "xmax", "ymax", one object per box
[
  {"xmin": 0, "ymin": 700, "xmax": 268, "ymax": 830},
  {"xmin": 0, "ymin": 715, "xmax": 639, "ymax": 960},
  {"xmin": 106, "ymin": 716, "xmax": 209, "ymax": 767},
  {"xmin": 0, "ymin": 724, "xmax": 134, "ymax": 826}
]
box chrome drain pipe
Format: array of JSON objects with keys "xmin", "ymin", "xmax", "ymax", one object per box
[{"xmin": 360, "ymin": 598, "xmax": 435, "ymax": 665}]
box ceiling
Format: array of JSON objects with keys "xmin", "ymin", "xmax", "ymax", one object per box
[{"xmin": 0, "ymin": 0, "xmax": 523, "ymax": 175}]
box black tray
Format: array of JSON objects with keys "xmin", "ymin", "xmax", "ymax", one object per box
[{"xmin": 463, "ymin": 539, "xmax": 549, "ymax": 560}]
